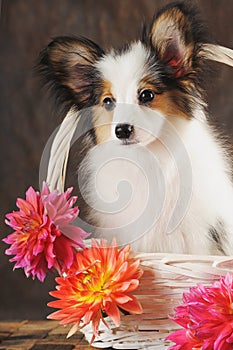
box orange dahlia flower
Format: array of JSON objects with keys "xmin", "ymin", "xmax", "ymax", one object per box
[{"xmin": 48, "ymin": 239, "xmax": 143, "ymax": 340}]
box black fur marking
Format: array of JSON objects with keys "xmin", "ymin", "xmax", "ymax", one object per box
[
  {"xmin": 37, "ymin": 36, "xmax": 105, "ymax": 111},
  {"xmin": 140, "ymin": 21, "xmax": 148, "ymax": 43},
  {"xmin": 209, "ymin": 223, "xmax": 226, "ymax": 254}
]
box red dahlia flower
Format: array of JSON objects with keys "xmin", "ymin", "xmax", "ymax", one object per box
[
  {"xmin": 167, "ymin": 273, "xmax": 233, "ymax": 350},
  {"xmin": 48, "ymin": 239, "xmax": 143, "ymax": 341},
  {"xmin": 3, "ymin": 183, "xmax": 89, "ymax": 282}
]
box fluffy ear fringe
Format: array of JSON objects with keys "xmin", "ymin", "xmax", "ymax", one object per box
[
  {"xmin": 148, "ymin": 3, "xmax": 202, "ymax": 78},
  {"xmin": 37, "ymin": 36, "xmax": 104, "ymax": 110}
]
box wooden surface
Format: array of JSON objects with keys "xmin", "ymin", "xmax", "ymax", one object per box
[{"xmin": 0, "ymin": 320, "xmax": 102, "ymax": 350}]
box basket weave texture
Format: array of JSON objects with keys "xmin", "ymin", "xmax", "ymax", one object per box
[{"xmin": 82, "ymin": 253, "xmax": 233, "ymax": 349}]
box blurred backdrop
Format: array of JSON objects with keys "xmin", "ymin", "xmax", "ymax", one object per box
[{"xmin": 0, "ymin": 0, "xmax": 233, "ymax": 320}]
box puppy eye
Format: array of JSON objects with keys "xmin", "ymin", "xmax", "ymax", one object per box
[
  {"xmin": 103, "ymin": 97, "xmax": 115, "ymax": 111},
  {"xmin": 139, "ymin": 89, "xmax": 155, "ymax": 104}
]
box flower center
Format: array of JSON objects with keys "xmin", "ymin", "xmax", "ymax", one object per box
[
  {"xmin": 77, "ymin": 262, "xmax": 113, "ymax": 303},
  {"xmin": 23, "ymin": 219, "xmax": 41, "ymax": 233}
]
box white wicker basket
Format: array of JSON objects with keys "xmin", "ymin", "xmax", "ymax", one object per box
[{"xmin": 81, "ymin": 253, "xmax": 233, "ymax": 349}]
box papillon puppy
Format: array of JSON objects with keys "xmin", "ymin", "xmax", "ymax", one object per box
[{"xmin": 38, "ymin": 2, "xmax": 233, "ymax": 255}]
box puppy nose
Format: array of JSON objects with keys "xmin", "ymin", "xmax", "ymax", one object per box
[{"xmin": 115, "ymin": 124, "xmax": 134, "ymax": 139}]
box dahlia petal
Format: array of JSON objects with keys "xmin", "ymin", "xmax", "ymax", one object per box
[
  {"xmin": 67, "ymin": 197, "xmax": 78, "ymax": 209},
  {"xmin": 48, "ymin": 299, "xmax": 75, "ymax": 309},
  {"xmin": 214, "ymin": 325, "xmax": 233, "ymax": 350},
  {"xmin": 166, "ymin": 345, "xmax": 182, "ymax": 350},
  {"xmin": 45, "ymin": 244, "xmax": 56, "ymax": 269},
  {"xmin": 82, "ymin": 310, "xmax": 95, "ymax": 325},
  {"xmin": 54, "ymin": 211, "xmax": 78, "ymax": 226},
  {"xmin": 116, "ymin": 279, "xmax": 139, "ymax": 292},
  {"xmin": 32, "ymin": 266, "xmax": 46, "ymax": 282},
  {"xmin": 112, "ymin": 293, "xmax": 132, "ymax": 304},
  {"xmin": 11, "ymin": 257, "xmax": 23, "ymax": 267},
  {"xmin": 64, "ymin": 187, "xmax": 73, "ymax": 199},
  {"xmin": 67, "ymin": 323, "xmax": 79, "ymax": 338},
  {"xmin": 226, "ymin": 331, "xmax": 233, "ymax": 343},
  {"xmin": 104, "ymin": 245, "xmax": 117, "ymax": 269},
  {"xmin": 104, "ymin": 301, "xmax": 120, "ymax": 326},
  {"xmin": 16, "ymin": 198, "xmax": 34, "ymax": 214},
  {"xmin": 5, "ymin": 246, "xmax": 15, "ymax": 256},
  {"xmin": 60, "ymin": 225, "xmax": 90, "ymax": 246},
  {"xmin": 119, "ymin": 295, "xmax": 143, "ymax": 314},
  {"xmin": 41, "ymin": 182, "xmax": 50, "ymax": 196},
  {"xmin": 53, "ymin": 236, "xmax": 75, "ymax": 271},
  {"xmin": 5, "ymin": 215, "xmax": 23, "ymax": 231},
  {"xmin": 166, "ymin": 329, "xmax": 187, "ymax": 344},
  {"xmin": 33, "ymin": 243, "xmax": 44, "ymax": 256},
  {"xmin": 44, "ymin": 190, "xmax": 70, "ymax": 218},
  {"xmin": 43, "ymin": 201, "xmax": 57, "ymax": 220},
  {"xmin": 25, "ymin": 186, "xmax": 39, "ymax": 211},
  {"xmin": 47, "ymin": 309, "xmax": 65, "ymax": 320},
  {"xmin": 2, "ymin": 233, "xmax": 14, "ymax": 244},
  {"xmin": 113, "ymin": 261, "xmax": 128, "ymax": 282},
  {"xmin": 91, "ymin": 313, "xmax": 102, "ymax": 339},
  {"xmin": 55, "ymin": 200, "xmax": 72, "ymax": 215}
]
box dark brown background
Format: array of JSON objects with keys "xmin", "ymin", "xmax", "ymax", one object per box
[{"xmin": 0, "ymin": 0, "xmax": 232, "ymax": 320}]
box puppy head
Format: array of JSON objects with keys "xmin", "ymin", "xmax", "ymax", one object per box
[{"xmin": 38, "ymin": 2, "xmax": 210, "ymax": 145}]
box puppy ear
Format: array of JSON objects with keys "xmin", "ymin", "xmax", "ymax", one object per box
[
  {"xmin": 38, "ymin": 36, "xmax": 105, "ymax": 109},
  {"xmin": 149, "ymin": 3, "xmax": 207, "ymax": 78}
]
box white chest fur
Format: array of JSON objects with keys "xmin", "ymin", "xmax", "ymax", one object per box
[{"xmin": 83, "ymin": 115, "xmax": 233, "ymax": 255}]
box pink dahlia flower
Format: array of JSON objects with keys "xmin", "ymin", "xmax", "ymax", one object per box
[
  {"xmin": 167, "ymin": 273, "xmax": 233, "ymax": 350},
  {"xmin": 3, "ymin": 183, "xmax": 89, "ymax": 282}
]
